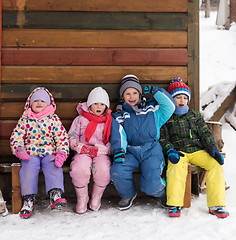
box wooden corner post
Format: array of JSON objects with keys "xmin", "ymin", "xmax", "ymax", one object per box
[{"xmin": 11, "ymin": 163, "xmax": 22, "ymax": 214}]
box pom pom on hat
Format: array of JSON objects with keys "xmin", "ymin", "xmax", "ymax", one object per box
[
  {"xmin": 87, "ymin": 87, "xmax": 110, "ymax": 108},
  {"xmin": 30, "ymin": 89, "xmax": 51, "ymax": 106},
  {"xmin": 119, "ymin": 74, "xmax": 142, "ymax": 98},
  {"xmin": 167, "ymin": 76, "xmax": 191, "ymax": 101}
]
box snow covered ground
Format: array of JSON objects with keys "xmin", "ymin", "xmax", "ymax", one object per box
[{"xmin": 1, "ymin": 10, "xmax": 236, "ymax": 240}]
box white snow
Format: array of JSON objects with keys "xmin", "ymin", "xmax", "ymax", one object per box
[{"xmin": 1, "ymin": 10, "xmax": 236, "ymax": 240}]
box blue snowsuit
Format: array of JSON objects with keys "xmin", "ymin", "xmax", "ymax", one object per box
[{"xmin": 110, "ymin": 89, "xmax": 175, "ymax": 199}]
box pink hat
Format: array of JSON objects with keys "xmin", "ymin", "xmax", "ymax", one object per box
[
  {"xmin": 30, "ymin": 89, "xmax": 51, "ymax": 106},
  {"xmin": 167, "ymin": 77, "xmax": 191, "ymax": 101}
]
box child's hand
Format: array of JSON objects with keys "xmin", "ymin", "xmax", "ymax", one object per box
[
  {"xmin": 80, "ymin": 144, "xmax": 98, "ymax": 158},
  {"xmin": 167, "ymin": 148, "xmax": 184, "ymax": 164},
  {"xmin": 53, "ymin": 151, "xmax": 68, "ymax": 168},
  {"xmin": 15, "ymin": 147, "xmax": 30, "ymax": 160},
  {"xmin": 113, "ymin": 152, "xmax": 125, "ymax": 163},
  {"xmin": 209, "ymin": 149, "xmax": 224, "ymax": 165},
  {"xmin": 143, "ymin": 85, "xmax": 159, "ymax": 94},
  {"xmin": 95, "ymin": 143, "xmax": 110, "ymax": 156}
]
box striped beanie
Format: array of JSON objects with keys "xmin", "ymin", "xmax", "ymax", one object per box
[
  {"xmin": 119, "ymin": 74, "xmax": 142, "ymax": 98},
  {"xmin": 167, "ymin": 76, "xmax": 191, "ymax": 101}
]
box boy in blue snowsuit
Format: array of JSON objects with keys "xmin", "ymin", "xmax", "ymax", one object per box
[{"xmin": 110, "ymin": 74, "xmax": 175, "ymax": 210}]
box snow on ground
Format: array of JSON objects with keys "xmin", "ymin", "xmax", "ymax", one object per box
[{"xmin": 1, "ymin": 10, "xmax": 236, "ymax": 240}]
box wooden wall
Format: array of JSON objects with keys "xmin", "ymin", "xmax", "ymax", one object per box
[
  {"xmin": 0, "ymin": 0, "xmax": 199, "ymax": 163},
  {"xmin": 230, "ymin": 0, "xmax": 236, "ymax": 23}
]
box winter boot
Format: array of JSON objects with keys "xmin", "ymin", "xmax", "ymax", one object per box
[
  {"xmin": 75, "ymin": 186, "xmax": 89, "ymax": 214},
  {"xmin": 0, "ymin": 190, "xmax": 8, "ymax": 217},
  {"xmin": 89, "ymin": 185, "xmax": 106, "ymax": 211},
  {"xmin": 118, "ymin": 193, "xmax": 137, "ymax": 211},
  {"xmin": 168, "ymin": 206, "xmax": 181, "ymax": 217},
  {"xmin": 20, "ymin": 194, "xmax": 36, "ymax": 219},
  {"xmin": 49, "ymin": 188, "xmax": 67, "ymax": 210},
  {"xmin": 209, "ymin": 206, "xmax": 229, "ymax": 218}
]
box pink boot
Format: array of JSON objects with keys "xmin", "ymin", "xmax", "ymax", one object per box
[
  {"xmin": 75, "ymin": 186, "xmax": 89, "ymax": 214},
  {"xmin": 89, "ymin": 185, "xmax": 106, "ymax": 211}
]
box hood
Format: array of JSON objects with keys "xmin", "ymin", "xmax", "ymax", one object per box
[{"xmin": 76, "ymin": 102, "xmax": 90, "ymax": 115}]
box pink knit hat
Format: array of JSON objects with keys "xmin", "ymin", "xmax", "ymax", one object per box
[{"xmin": 167, "ymin": 77, "xmax": 191, "ymax": 101}]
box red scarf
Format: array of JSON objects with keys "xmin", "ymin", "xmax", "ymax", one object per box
[{"xmin": 82, "ymin": 109, "xmax": 112, "ymax": 144}]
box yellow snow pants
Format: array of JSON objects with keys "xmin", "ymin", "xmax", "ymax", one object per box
[{"xmin": 166, "ymin": 150, "xmax": 226, "ymax": 207}]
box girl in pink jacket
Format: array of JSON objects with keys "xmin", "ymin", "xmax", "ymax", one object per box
[{"xmin": 68, "ymin": 87, "xmax": 112, "ymax": 214}]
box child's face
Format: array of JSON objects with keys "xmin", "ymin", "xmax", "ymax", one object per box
[
  {"xmin": 31, "ymin": 100, "xmax": 48, "ymax": 113},
  {"xmin": 123, "ymin": 88, "xmax": 140, "ymax": 106},
  {"xmin": 174, "ymin": 94, "xmax": 188, "ymax": 107},
  {"xmin": 90, "ymin": 103, "xmax": 107, "ymax": 116}
]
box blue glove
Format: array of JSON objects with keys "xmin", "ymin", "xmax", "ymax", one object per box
[
  {"xmin": 113, "ymin": 152, "xmax": 125, "ymax": 163},
  {"xmin": 143, "ymin": 85, "xmax": 159, "ymax": 95},
  {"xmin": 167, "ymin": 148, "xmax": 185, "ymax": 164},
  {"xmin": 209, "ymin": 150, "xmax": 224, "ymax": 165}
]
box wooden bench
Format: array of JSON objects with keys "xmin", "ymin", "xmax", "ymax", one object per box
[{"xmin": 0, "ymin": 162, "xmax": 203, "ymax": 214}]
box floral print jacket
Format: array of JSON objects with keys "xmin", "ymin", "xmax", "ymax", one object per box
[{"xmin": 10, "ymin": 87, "xmax": 69, "ymax": 157}]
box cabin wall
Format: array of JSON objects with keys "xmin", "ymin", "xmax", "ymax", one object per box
[{"xmin": 0, "ymin": 0, "xmax": 199, "ymax": 163}]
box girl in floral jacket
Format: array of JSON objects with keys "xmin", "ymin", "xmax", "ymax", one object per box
[{"xmin": 10, "ymin": 87, "xmax": 69, "ymax": 219}]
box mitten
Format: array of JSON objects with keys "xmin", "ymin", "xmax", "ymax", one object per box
[
  {"xmin": 167, "ymin": 148, "xmax": 185, "ymax": 164},
  {"xmin": 15, "ymin": 147, "xmax": 30, "ymax": 160},
  {"xmin": 95, "ymin": 143, "xmax": 110, "ymax": 156},
  {"xmin": 80, "ymin": 145, "xmax": 98, "ymax": 158},
  {"xmin": 209, "ymin": 149, "xmax": 224, "ymax": 165},
  {"xmin": 113, "ymin": 152, "xmax": 125, "ymax": 163},
  {"xmin": 54, "ymin": 151, "xmax": 68, "ymax": 168},
  {"xmin": 143, "ymin": 85, "xmax": 159, "ymax": 95},
  {"xmin": 70, "ymin": 140, "xmax": 84, "ymax": 153}
]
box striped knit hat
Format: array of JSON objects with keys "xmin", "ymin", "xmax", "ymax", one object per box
[
  {"xmin": 167, "ymin": 77, "xmax": 191, "ymax": 101},
  {"xmin": 119, "ymin": 74, "xmax": 142, "ymax": 98}
]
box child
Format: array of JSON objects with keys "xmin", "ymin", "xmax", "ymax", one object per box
[
  {"xmin": 10, "ymin": 87, "xmax": 69, "ymax": 219},
  {"xmin": 160, "ymin": 77, "xmax": 229, "ymax": 218},
  {"xmin": 68, "ymin": 87, "xmax": 112, "ymax": 214},
  {"xmin": 110, "ymin": 74, "xmax": 175, "ymax": 210}
]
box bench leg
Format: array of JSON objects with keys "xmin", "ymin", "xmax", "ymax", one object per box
[
  {"xmin": 183, "ymin": 164, "xmax": 192, "ymax": 208},
  {"xmin": 11, "ymin": 163, "xmax": 22, "ymax": 214}
]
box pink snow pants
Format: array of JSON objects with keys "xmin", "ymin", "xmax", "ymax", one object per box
[{"xmin": 70, "ymin": 154, "xmax": 111, "ymax": 188}]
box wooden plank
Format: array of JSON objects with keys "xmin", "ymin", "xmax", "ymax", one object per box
[
  {"xmin": 0, "ymin": 120, "xmax": 17, "ymax": 138},
  {"xmin": 210, "ymin": 86, "xmax": 236, "ymax": 121},
  {"xmin": 2, "ymin": 48, "xmax": 188, "ymax": 66},
  {"xmin": 0, "ymin": 84, "xmax": 122, "ymax": 102},
  {"xmin": 3, "ymin": 29, "xmax": 187, "ymax": 48},
  {"xmin": 0, "ymin": 139, "xmax": 12, "ymax": 156},
  {"xmin": 3, "ymin": 11, "xmax": 188, "ymax": 30},
  {"xmin": 2, "ymin": 66, "xmax": 187, "ymax": 83},
  {"xmin": 0, "ymin": 82, "xmax": 172, "ymax": 102},
  {"xmin": 187, "ymin": 0, "xmax": 199, "ymax": 110},
  {"xmin": 2, "ymin": 0, "xmax": 188, "ymax": 12}
]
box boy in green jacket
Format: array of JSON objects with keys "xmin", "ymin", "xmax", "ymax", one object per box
[{"xmin": 160, "ymin": 77, "xmax": 229, "ymax": 218}]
